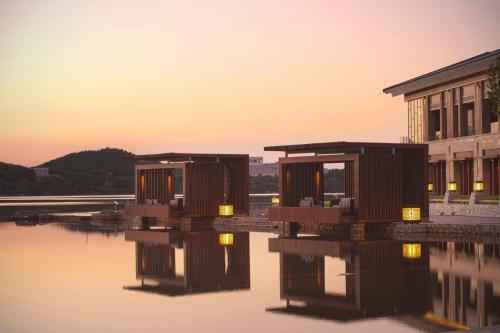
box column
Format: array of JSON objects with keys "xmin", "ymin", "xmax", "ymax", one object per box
[
  {"xmin": 440, "ymin": 92, "xmax": 447, "ymax": 139},
  {"xmin": 423, "ymin": 97, "xmax": 429, "ymax": 142},
  {"xmin": 447, "ymin": 89, "xmax": 455, "ymax": 138},
  {"xmin": 457, "ymin": 88, "xmax": 463, "ymax": 137},
  {"xmin": 474, "ymin": 82, "xmax": 483, "ymax": 135}
]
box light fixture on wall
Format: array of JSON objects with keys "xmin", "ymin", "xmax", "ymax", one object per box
[
  {"xmin": 219, "ymin": 204, "xmax": 234, "ymax": 218},
  {"xmin": 473, "ymin": 181, "xmax": 484, "ymax": 192},
  {"xmin": 271, "ymin": 197, "xmax": 280, "ymax": 205},
  {"xmin": 427, "ymin": 183, "xmax": 434, "ymax": 192},
  {"xmin": 402, "ymin": 207, "xmax": 421, "ymax": 223},
  {"xmin": 447, "ymin": 181, "xmax": 457, "ymax": 192}
]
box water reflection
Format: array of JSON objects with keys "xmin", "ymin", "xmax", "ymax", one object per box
[
  {"xmin": 267, "ymin": 236, "xmax": 500, "ymax": 331},
  {"xmin": 123, "ymin": 229, "xmax": 250, "ymax": 296},
  {"xmin": 429, "ymin": 241, "xmax": 500, "ymax": 328}
]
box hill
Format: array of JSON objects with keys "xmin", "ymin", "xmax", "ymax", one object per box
[
  {"xmin": 0, "ymin": 148, "xmax": 136, "ymax": 195},
  {"xmin": 0, "ymin": 162, "xmax": 36, "ymax": 195}
]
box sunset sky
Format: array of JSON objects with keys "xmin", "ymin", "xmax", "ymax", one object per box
[{"xmin": 1, "ymin": 0, "xmax": 499, "ymax": 166}]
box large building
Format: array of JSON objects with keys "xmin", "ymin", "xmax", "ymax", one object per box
[
  {"xmin": 384, "ymin": 49, "xmax": 500, "ymax": 197},
  {"xmin": 249, "ymin": 156, "xmax": 279, "ymax": 176}
]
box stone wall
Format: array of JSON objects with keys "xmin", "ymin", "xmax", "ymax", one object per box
[{"xmin": 430, "ymin": 202, "xmax": 500, "ymax": 218}]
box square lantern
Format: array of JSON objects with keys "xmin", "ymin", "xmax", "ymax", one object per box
[
  {"xmin": 402, "ymin": 207, "xmax": 421, "ymax": 222},
  {"xmin": 473, "ymin": 181, "xmax": 484, "ymax": 192},
  {"xmin": 402, "ymin": 243, "xmax": 421, "ymax": 259},
  {"xmin": 427, "ymin": 183, "xmax": 434, "ymax": 192},
  {"xmin": 447, "ymin": 181, "xmax": 457, "ymax": 192},
  {"xmin": 218, "ymin": 204, "xmax": 234, "ymax": 218},
  {"xmin": 219, "ymin": 233, "xmax": 234, "ymax": 246},
  {"xmin": 271, "ymin": 197, "xmax": 280, "ymax": 205}
]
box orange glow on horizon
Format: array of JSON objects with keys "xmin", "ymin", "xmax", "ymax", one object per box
[{"xmin": 0, "ymin": 0, "xmax": 498, "ymax": 166}]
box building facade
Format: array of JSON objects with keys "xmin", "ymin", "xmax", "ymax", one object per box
[
  {"xmin": 249, "ymin": 156, "xmax": 279, "ymax": 176},
  {"xmin": 384, "ymin": 49, "xmax": 500, "ymax": 197}
]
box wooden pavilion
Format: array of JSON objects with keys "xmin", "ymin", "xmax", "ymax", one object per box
[
  {"xmin": 124, "ymin": 230, "xmax": 250, "ymax": 296},
  {"xmin": 267, "ymin": 236, "xmax": 431, "ymax": 323},
  {"xmin": 264, "ymin": 141, "xmax": 429, "ymax": 225},
  {"xmin": 124, "ymin": 152, "xmax": 249, "ymax": 221}
]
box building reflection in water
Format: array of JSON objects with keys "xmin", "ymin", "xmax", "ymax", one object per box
[
  {"xmin": 123, "ymin": 229, "xmax": 250, "ymax": 295},
  {"xmin": 429, "ymin": 241, "xmax": 500, "ymax": 328},
  {"xmin": 268, "ymin": 236, "xmax": 500, "ymax": 331}
]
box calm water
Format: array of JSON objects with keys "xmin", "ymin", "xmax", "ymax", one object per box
[{"xmin": 0, "ymin": 222, "xmax": 499, "ymax": 333}]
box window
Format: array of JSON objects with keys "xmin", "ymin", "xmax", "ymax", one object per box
[{"xmin": 408, "ymin": 98, "xmax": 424, "ymax": 143}]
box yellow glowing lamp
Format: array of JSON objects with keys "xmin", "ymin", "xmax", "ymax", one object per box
[
  {"xmin": 427, "ymin": 183, "xmax": 434, "ymax": 192},
  {"xmin": 402, "ymin": 207, "xmax": 421, "ymax": 222},
  {"xmin": 473, "ymin": 181, "xmax": 484, "ymax": 192},
  {"xmin": 402, "ymin": 243, "xmax": 421, "ymax": 259},
  {"xmin": 218, "ymin": 204, "xmax": 234, "ymax": 218},
  {"xmin": 447, "ymin": 181, "xmax": 457, "ymax": 192},
  {"xmin": 271, "ymin": 197, "xmax": 280, "ymax": 204},
  {"xmin": 219, "ymin": 233, "xmax": 234, "ymax": 246}
]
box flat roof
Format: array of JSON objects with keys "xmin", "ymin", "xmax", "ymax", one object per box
[
  {"xmin": 134, "ymin": 152, "xmax": 248, "ymax": 162},
  {"xmin": 383, "ymin": 49, "xmax": 500, "ymax": 97},
  {"xmin": 264, "ymin": 141, "xmax": 426, "ymax": 154}
]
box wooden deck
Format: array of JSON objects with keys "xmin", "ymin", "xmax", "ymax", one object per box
[
  {"xmin": 124, "ymin": 204, "xmax": 183, "ymax": 219},
  {"xmin": 268, "ymin": 206, "xmax": 352, "ymax": 224}
]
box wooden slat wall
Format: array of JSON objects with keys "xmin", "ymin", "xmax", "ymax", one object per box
[
  {"xmin": 136, "ymin": 243, "xmax": 176, "ymax": 278},
  {"xmin": 345, "ymin": 161, "xmax": 354, "ymax": 197},
  {"xmin": 282, "ymin": 162, "xmax": 323, "ymax": 207},
  {"xmin": 356, "ymin": 241, "xmax": 430, "ymax": 315},
  {"xmin": 281, "ymin": 253, "xmax": 325, "ymax": 297},
  {"xmin": 184, "ymin": 162, "xmax": 225, "ymax": 217},
  {"xmin": 401, "ymin": 147, "xmax": 429, "ymax": 219},
  {"xmin": 222, "ymin": 157, "xmax": 249, "ymax": 214},
  {"xmin": 184, "ymin": 232, "xmax": 250, "ymax": 287},
  {"xmin": 358, "ymin": 153, "xmax": 403, "ymax": 222}
]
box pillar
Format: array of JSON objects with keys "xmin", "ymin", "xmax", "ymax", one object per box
[
  {"xmin": 423, "ymin": 97, "xmax": 429, "ymax": 142},
  {"xmin": 474, "ymin": 82, "xmax": 483, "ymax": 135},
  {"xmin": 447, "ymin": 89, "xmax": 455, "ymax": 138},
  {"xmin": 457, "ymin": 88, "xmax": 463, "ymax": 137},
  {"xmin": 440, "ymin": 92, "xmax": 447, "ymax": 139}
]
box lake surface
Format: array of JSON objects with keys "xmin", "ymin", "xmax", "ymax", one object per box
[{"xmin": 0, "ymin": 222, "xmax": 499, "ymax": 332}]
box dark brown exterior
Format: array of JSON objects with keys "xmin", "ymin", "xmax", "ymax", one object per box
[
  {"xmin": 266, "ymin": 141, "xmax": 429, "ymax": 224},
  {"xmin": 125, "ymin": 153, "xmax": 249, "ymax": 219},
  {"xmin": 268, "ymin": 237, "xmax": 431, "ymax": 320},
  {"xmin": 124, "ymin": 230, "xmax": 250, "ymax": 295}
]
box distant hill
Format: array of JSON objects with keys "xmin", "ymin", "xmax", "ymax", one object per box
[
  {"xmin": 0, "ymin": 162, "xmax": 36, "ymax": 195},
  {"xmin": 0, "ymin": 148, "xmax": 136, "ymax": 195}
]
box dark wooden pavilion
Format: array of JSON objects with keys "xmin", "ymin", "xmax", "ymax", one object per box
[
  {"xmin": 264, "ymin": 141, "xmax": 429, "ymax": 225},
  {"xmin": 267, "ymin": 236, "xmax": 432, "ymax": 325},
  {"xmin": 124, "ymin": 152, "xmax": 249, "ymax": 221},
  {"xmin": 123, "ymin": 230, "xmax": 250, "ymax": 296}
]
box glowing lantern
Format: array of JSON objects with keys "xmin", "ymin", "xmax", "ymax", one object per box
[
  {"xmin": 219, "ymin": 233, "xmax": 234, "ymax": 246},
  {"xmin": 473, "ymin": 181, "xmax": 484, "ymax": 192},
  {"xmin": 447, "ymin": 181, "xmax": 457, "ymax": 192},
  {"xmin": 427, "ymin": 183, "xmax": 434, "ymax": 192},
  {"xmin": 271, "ymin": 197, "xmax": 280, "ymax": 205},
  {"xmin": 218, "ymin": 204, "xmax": 234, "ymax": 218},
  {"xmin": 402, "ymin": 243, "xmax": 421, "ymax": 259},
  {"xmin": 402, "ymin": 207, "xmax": 421, "ymax": 222}
]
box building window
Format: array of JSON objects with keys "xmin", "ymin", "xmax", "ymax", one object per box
[
  {"xmin": 408, "ymin": 98, "xmax": 423, "ymax": 143},
  {"xmin": 467, "ymin": 108, "xmax": 474, "ymax": 135}
]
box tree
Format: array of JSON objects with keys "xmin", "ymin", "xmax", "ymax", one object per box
[{"xmin": 487, "ymin": 56, "xmax": 500, "ymax": 118}]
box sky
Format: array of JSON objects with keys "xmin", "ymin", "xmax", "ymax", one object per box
[{"xmin": 1, "ymin": 0, "xmax": 499, "ymax": 167}]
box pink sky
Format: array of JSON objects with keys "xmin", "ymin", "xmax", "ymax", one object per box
[{"xmin": 1, "ymin": 0, "xmax": 499, "ymax": 166}]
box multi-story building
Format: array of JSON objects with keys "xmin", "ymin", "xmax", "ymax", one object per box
[
  {"xmin": 249, "ymin": 156, "xmax": 279, "ymax": 176},
  {"xmin": 384, "ymin": 49, "xmax": 500, "ymax": 198}
]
